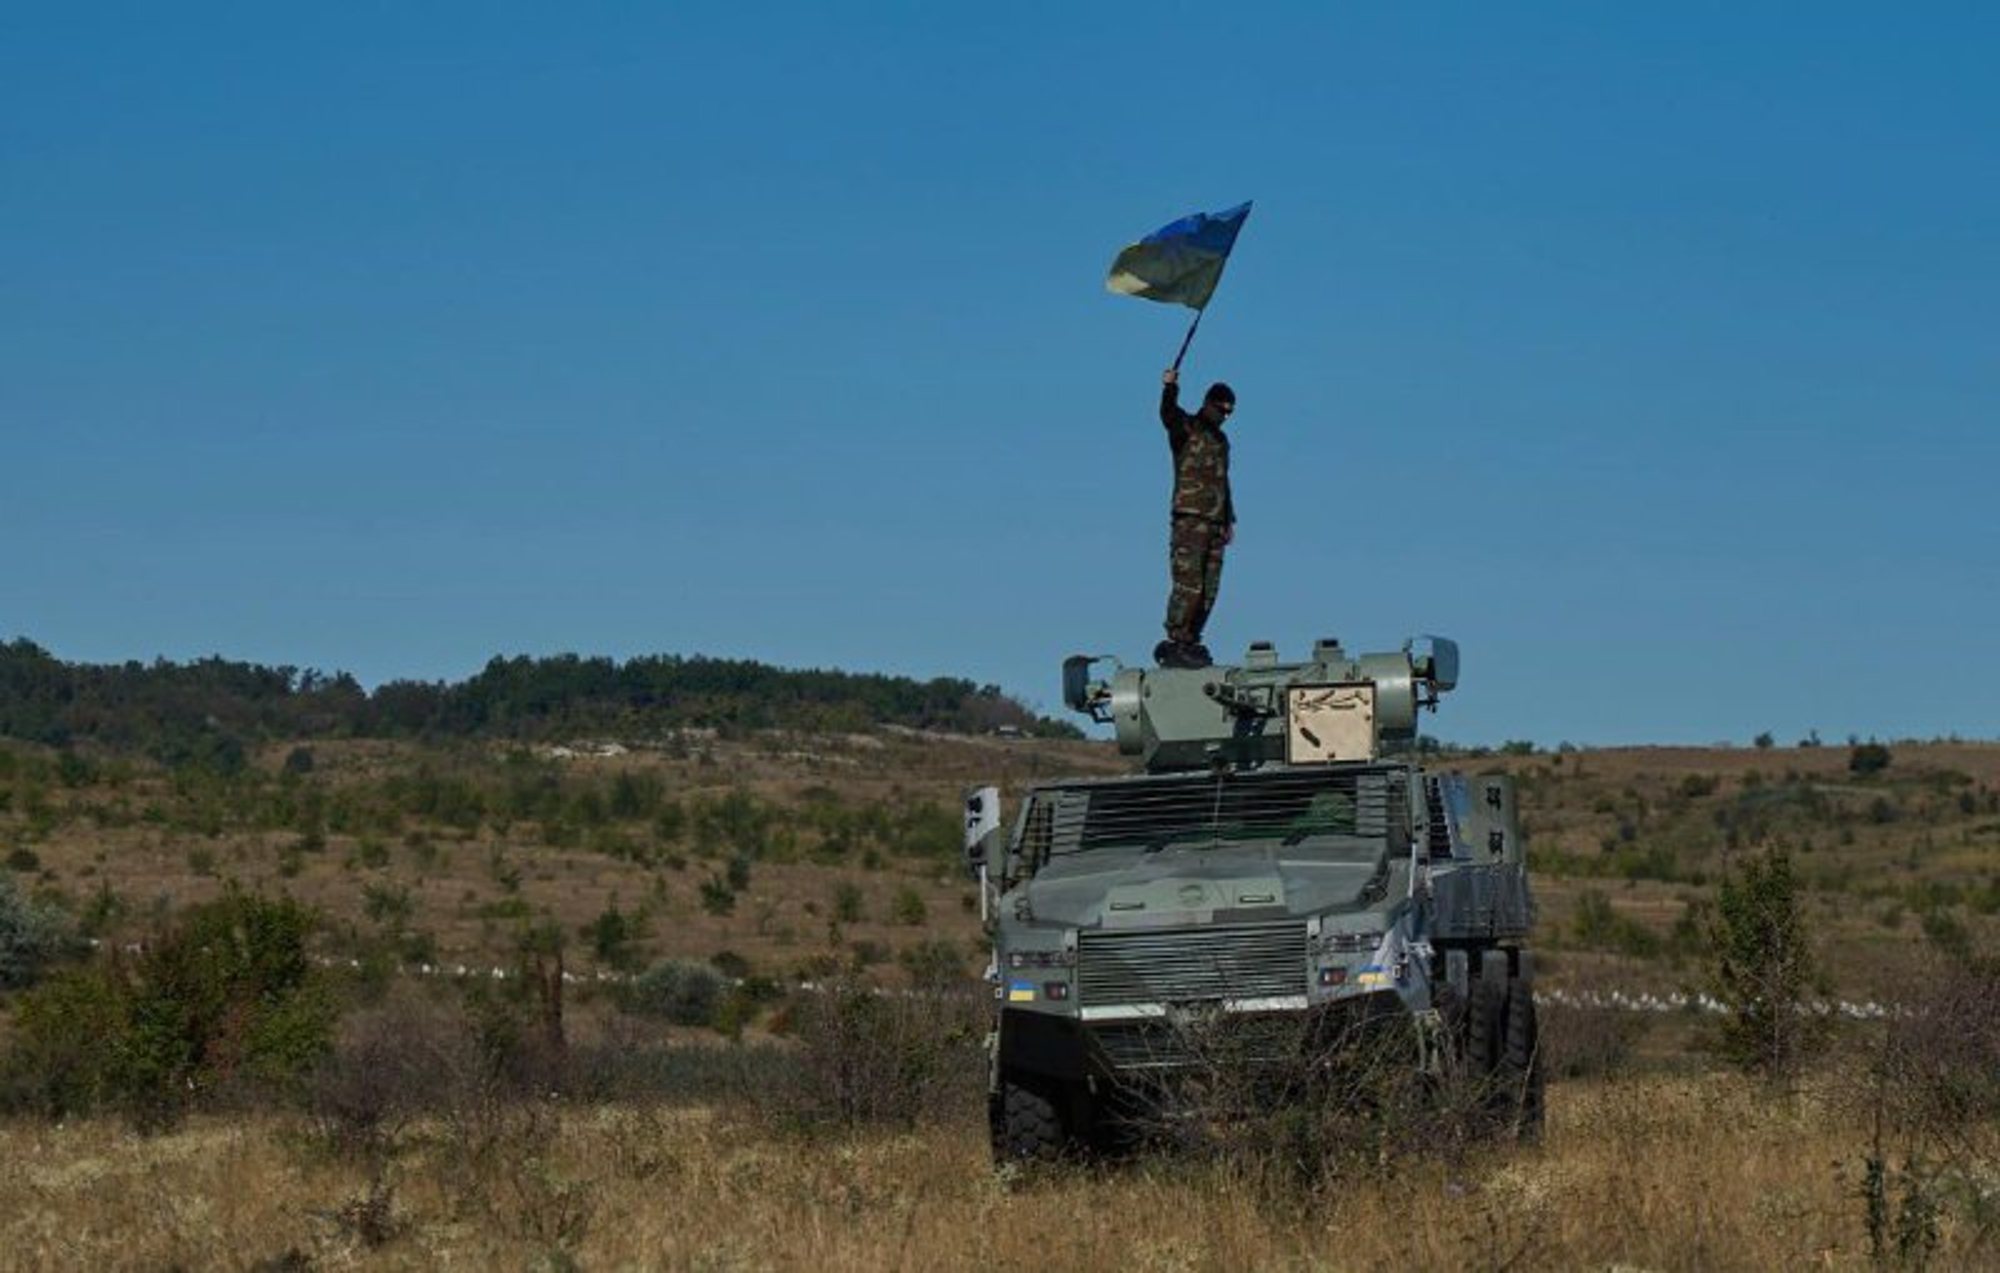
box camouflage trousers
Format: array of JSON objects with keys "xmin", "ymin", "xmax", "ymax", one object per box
[{"xmin": 1164, "ymin": 515, "xmax": 1228, "ymax": 644}]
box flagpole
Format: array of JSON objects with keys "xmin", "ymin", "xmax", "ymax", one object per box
[{"xmin": 1170, "ymin": 306, "xmax": 1205, "ymax": 374}]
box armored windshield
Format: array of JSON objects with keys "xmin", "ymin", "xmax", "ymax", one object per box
[{"xmin": 1020, "ymin": 765, "xmax": 1412, "ymax": 864}]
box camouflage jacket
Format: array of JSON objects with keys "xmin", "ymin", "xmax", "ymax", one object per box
[{"xmin": 1160, "ymin": 384, "xmax": 1235, "ymax": 525}]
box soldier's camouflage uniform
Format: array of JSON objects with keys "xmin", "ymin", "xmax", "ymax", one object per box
[{"xmin": 1160, "ymin": 382, "xmax": 1234, "ymax": 646}]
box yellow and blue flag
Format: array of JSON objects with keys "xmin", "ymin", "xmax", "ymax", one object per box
[{"xmin": 1106, "ymin": 201, "xmax": 1252, "ymax": 311}]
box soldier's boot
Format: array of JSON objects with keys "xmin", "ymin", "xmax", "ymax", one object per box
[{"xmin": 1155, "ymin": 640, "xmax": 1204, "ymax": 669}]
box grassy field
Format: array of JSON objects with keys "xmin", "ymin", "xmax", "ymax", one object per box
[
  {"xmin": 4, "ymin": 729, "xmax": 1999, "ymax": 1270},
  {"xmin": 3, "ymin": 1066, "xmax": 1991, "ymax": 1272}
]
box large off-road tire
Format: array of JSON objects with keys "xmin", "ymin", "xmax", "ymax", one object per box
[
  {"xmin": 1465, "ymin": 973, "xmax": 1506, "ymax": 1079},
  {"xmin": 993, "ymin": 1074, "xmax": 1067, "ymax": 1164},
  {"xmin": 1500, "ymin": 979, "xmax": 1545, "ymax": 1139}
]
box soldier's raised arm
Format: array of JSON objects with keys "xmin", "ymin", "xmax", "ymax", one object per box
[{"xmin": 1160, "ymin": 368, "xmax": 1187, "ymax": 435}]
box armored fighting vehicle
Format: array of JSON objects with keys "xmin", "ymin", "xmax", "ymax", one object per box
[{"xmin": 962, "ymin": 636, "xmax": 1538, "ymax": 1160}]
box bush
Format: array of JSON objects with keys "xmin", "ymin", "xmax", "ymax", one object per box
[
  {"xmin": 1112, "ymin": 996, "xmax": 1505, "ymax": 1185},
  {"xmin": 3, "ymin": 964, "xmax": 127, "ymax": 1115},
  {"xmin": 698, "ymin": 875, "xmax": 735, "ymax": 916},
  {"xmin": 1848, "ymin": 947, "xmax": 2000, "ymax": 1267},
  {"xmin": 833, "ymin": 882, "xmax": 864, "ymax": 924},
  {"xmin": 889, "ymin": 886, "xmax": 927, "ymax": 926},
  {"xmin": 4, "ymin": 887, "xmax": 335, "ymax": 1125},
  {"xmin": 1571, "ymin": 889, "xmax": 1663, "ymax": 959},
  {"xmin": 898, "ymin": 938, "xmax": 969, "ymax": 990},
  {"xmin": 1708, "ymin": 845, "xmax": 1824, "ymax": 1081},
  {"xmin": 0, "ymin": 876, "xmax": 73, "ymax": 989},
  {"xmin": 307, "ymin": 985, "xmax": 484, "ymax": 1160},
  {"xmin": 584, "ymin": 901, "xmax": 647, "ymax": 971},
  {"xmin": 776, "ymin": 976, "xmax": 984, "ymax": 1129},
  {"xmin": 623, "ymin": 959, "xmax": 727, "ymax": 1027},
  {"xmin": 1850, "ymin": 741, "xmax": 1893, "ymax": 776}
]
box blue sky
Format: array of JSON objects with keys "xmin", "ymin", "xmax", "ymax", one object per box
[{"xmin": 4, "ymin": 3, "xmax": 1995, "ymax": 746}]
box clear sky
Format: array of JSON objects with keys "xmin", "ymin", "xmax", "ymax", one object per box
[{"xmin": 4, "ymin": 3, "xmax": 1995, "ymax": 746}]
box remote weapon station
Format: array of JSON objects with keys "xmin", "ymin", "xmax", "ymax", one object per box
[{"xmin": 964, "ymin": 636, "xmax": 1538, "ymax": 1160}]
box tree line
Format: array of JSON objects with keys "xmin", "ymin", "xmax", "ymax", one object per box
[{"xmin": 0, "ymin": 638, "xmax": 1077, "ymax": 756}]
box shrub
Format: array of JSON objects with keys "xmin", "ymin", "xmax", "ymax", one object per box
[
  {"xmin": 4, "ymin": 887, "xmax": 335, "ymax": 1125},
  {"xmin": 3, "ymin": 964, "xmax": 127, "ymax": 1114},
  {"xmin": 623, "ymin": 959, "xmax": 727, "ymax": 1027},
  {"xmin": 306, "ymin": 985, "xmax": 483, "ymax": 1160},
  {"xmin": 0, "ymin": 876, "xmax": 73, "ymax": 989},
  {"xmin": 1571, "ymin": 889, "xmax": 1663, "ymax": 959},
  {"xmin": 698, "ymin": 875, "xmax": 735, "ymax": 916},
  {"xmin": 1678, "ymin": 773, "xmax": 1719, "ymax": 799},
  {"xmin": 1850, "ymin": 741, "xmax": 1893, "ymax": 776},
  {"xmin": 833, "ymin": 882, "xmax": 864, "ymax": 924},
  {"xmin": 6, "ymin": 846, "xmax": 40, "ymax": 873},
  {"xmin": 897, "ymin": 938, "xmax": 969, "ymax": 990},
  {"xmin": 1112, "ymin": 996, "xmax": 1505, "ymax": 1184},
  {"xmin": 776, "ymin": 975, "xmax": 984, "ymax": 1129},
  {"xmin": 1919, "ymin": 907, "xmax": 1972, "ymax": 959},
  {"xmin": 709, "ymin": 949, "xmax": 752, "ymax": 980},
  {"xmin": 1708, "ymin": 845, "xmax": 1824, "ymax": 1081},
  {"xmin": 1848, "ymin": 946, "xmax": 2000, "ymax": 1268},
  {"xmin": 585, "ymin": 901, "xmax": 647, "ymax": 971},
  {"xmin": 890, "ymin": 885, "xmax": 927, "ymax": 926}
]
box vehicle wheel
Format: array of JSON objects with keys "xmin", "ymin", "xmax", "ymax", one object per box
[
  {"xmin": 1466, "ymin": 974, "xmax": 1505, "ymax": 1078},
  {"xmin": 994, "ymin": 1074, "xmax": 1067, "ymax": 1164},
  {"xmin": 1501, "ymin": 979, "xmax": 1544, "ymax": 1139}
]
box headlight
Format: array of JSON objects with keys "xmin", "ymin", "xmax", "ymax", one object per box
[{"xmin": 1005, "ymin": 950, "xmax": 1072, "ymax": 969}]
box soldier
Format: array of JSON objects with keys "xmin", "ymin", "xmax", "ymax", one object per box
[{"xmin": 1154, "ymin": 368, "xmax": 1235, "ymax": 669}]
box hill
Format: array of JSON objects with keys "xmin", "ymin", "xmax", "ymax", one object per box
[{"xmin": 0, "ymin": 638, "xmax": 1080, "ymax": 757}]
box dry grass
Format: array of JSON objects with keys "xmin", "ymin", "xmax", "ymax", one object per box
[
  {"xmin": 4, "ymin": 1071, "xmax": 1982, "ymax": 1272},
  {"xmin": 10, "ymin": 731, "xmax": 2000, "ymax": 999},
  {"xmin": 9, "ymin": 729, "xmax": 1116, "ymax": 985}
]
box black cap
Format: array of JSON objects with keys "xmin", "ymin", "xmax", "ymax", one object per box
[{"xmin": 1204, "ymin": 382, "xmax": 1235, "ymax": 405}]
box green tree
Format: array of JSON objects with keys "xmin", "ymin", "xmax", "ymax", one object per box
[
  {"xmin": 7, "ymin": 888, "xmax": 333, "ymax": 1125},
  {"xmin": 1849, "ymin": 741, "xmax": 1893, "ymax": 776},
  {"xmin": 1708, "ymin": 845, "xmax": 1824, "ymax": 1080},
  {"xmin": 585, "ymin": 901, "xmax": 647, "ymax": 971}
]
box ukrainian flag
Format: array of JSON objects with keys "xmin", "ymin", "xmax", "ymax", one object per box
[{"xmin": 1106, "ymin": 201, "xmax": 1252, "ymax": 310}]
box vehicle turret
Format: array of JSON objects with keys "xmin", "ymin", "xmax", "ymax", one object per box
[{"xmin": 1062, "ymin": 635, "xmax": 1459, "ymax": 772}]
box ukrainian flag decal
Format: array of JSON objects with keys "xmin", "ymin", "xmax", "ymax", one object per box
[{"xmin": 1007, "ymin": 981, "xmax": 1037, "ymax": 1003}]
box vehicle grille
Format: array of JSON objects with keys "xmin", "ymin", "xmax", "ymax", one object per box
[
  {"xmin": 1089, "ymin": 1015, "xmax": 1308, "ymax": 1072},
  {"xmin": 1077, "ymin": 921, "xmax": 1307, "ymax": 1006}
]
